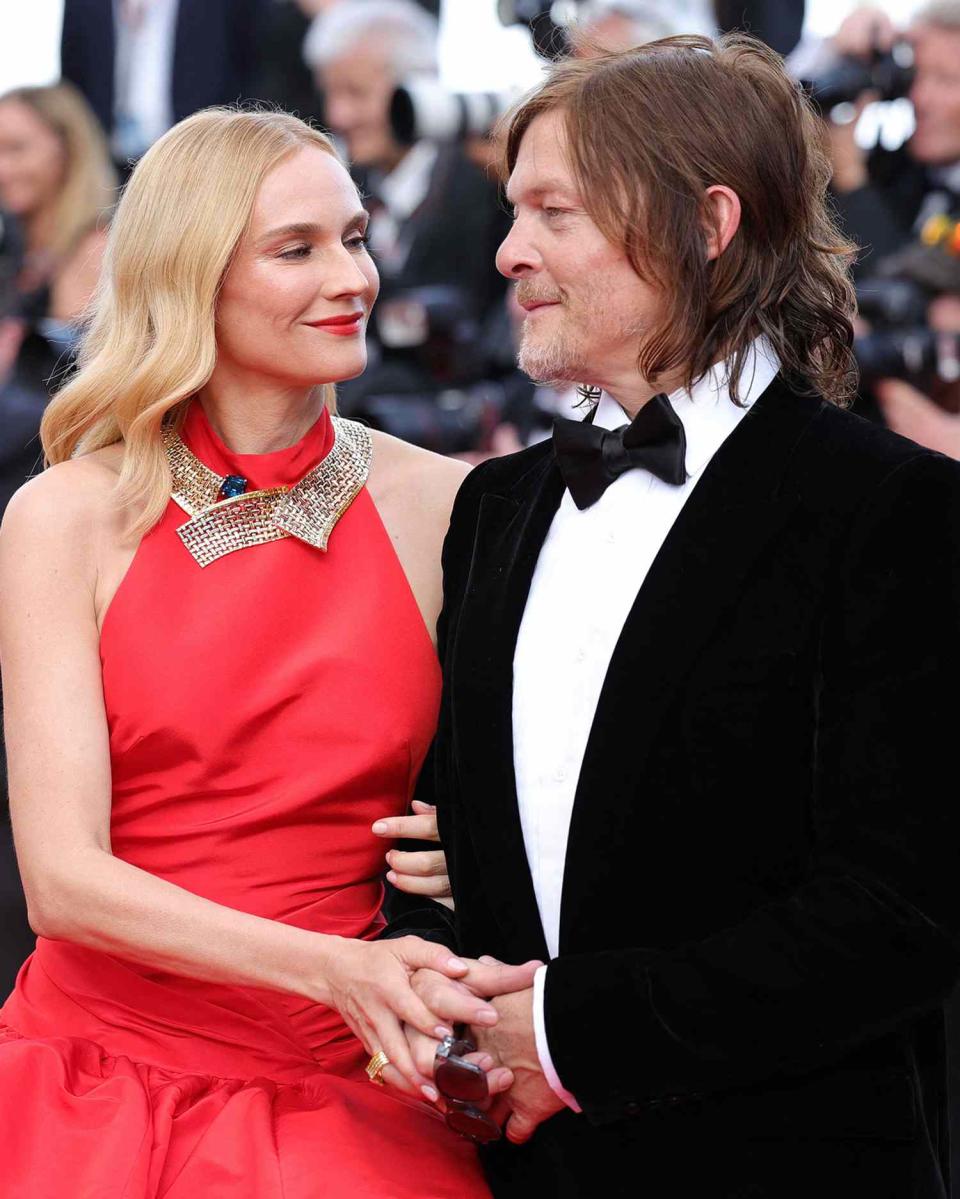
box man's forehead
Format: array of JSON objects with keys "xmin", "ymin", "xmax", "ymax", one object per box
[
  {"xmin": 506, "ymin": 110, "xmax": 579, "ymax": 199},
  {"xmin": 505, "ymin": 172, "xmax": 580, "ymax": 203}
]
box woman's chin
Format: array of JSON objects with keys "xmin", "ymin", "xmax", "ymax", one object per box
[{"xmin": 324, "ymin": 354, "xmax": 369, "ymax": 386}]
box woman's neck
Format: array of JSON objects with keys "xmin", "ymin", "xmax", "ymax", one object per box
[{"xmin": 197, "ymin": 378, "xmax": 325, "ymax": 454}]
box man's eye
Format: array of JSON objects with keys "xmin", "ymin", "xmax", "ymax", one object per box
[
  {"xmin": 346, "ymin": 233, "xmax": 371, "ymax": 250},
  {"xmin": 279, "ymin": 244, "xmax": 311, "ymax": 260}
]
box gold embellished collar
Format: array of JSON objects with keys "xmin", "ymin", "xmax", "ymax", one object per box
[{"xmin": 162, "ymin": 416, "xmax": 372, "ymax": 568}]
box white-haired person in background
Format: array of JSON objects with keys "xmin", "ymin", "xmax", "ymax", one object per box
[
  {"xmin": 303, "ymin": 0, "xmax": 510, "ymax": 413},
  {"xmin": 573, "ymin": 0, "xmax": 714, "ymax": 54}
]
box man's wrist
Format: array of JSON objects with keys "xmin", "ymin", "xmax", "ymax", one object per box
[{"xmin": 533, "ymin": 964, "xmax": 581, "ymax": 1113}]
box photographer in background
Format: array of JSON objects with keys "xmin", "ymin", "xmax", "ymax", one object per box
[
  {"xmin": 304, "ymin": 0, "xmax": 510, "ymax": 449},
  {"xmin": 823, "ymin": 2, "xmax": 960, "ymax": 277},
  {"xmin": 874, "ymin": 279, "xmax": 960, "ymax": 456},
  {"xmin": 572, "ymin": 0, "xmax": 710, "ymax": 53}
]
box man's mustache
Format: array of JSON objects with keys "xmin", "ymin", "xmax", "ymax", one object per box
[{"xmin": 515, "ymin": 283, "xmax": 563, "ymax": 307}]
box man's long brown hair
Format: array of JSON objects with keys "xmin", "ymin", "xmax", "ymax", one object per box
[{"xmin": 501, "ymin": 34, "xmax": 858, "ymax": 404}]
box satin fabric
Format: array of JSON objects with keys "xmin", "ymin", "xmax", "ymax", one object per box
[{"xmin": 0, "ymin": 403, "xmax": 489, "ymax": 1197}]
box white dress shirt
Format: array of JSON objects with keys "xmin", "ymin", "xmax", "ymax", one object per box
[
  {"xmin": 113, "ymin": 0, "xmax": 179, "ymax": 161},
  {"xmin": 513, "ymin": 341, "xmax": 780, "ymax": 1108}
]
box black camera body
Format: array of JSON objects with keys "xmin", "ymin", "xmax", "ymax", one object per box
[
  {"xmin": 854, "ymin": 273, "xmax": 959, "ymax": 389},
  {"xmin": 800, "ymin": 43, "xmax": 914, "ymax": 114},
  {"xmin": 497, "ymin": 0, "xmax": 573, "ymax": 60}
]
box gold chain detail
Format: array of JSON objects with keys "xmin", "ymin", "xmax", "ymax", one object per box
[{"xmin": 163, "ymin": 416, "xmax": 372, "ymax": 567}]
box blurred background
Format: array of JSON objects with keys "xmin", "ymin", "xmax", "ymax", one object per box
[
  {"xmin": 3, "ymin": 0, "xmax": 958, "ymax": 482},
  {"xmin": 2, "ymin": 0, "xmax": 960, "ymax": 1078}
]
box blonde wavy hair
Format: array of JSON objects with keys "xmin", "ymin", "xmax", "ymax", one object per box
[
  {"xmin": 0, "ymin": 82, "xmax": 116, "ymax": 261},
  {"xmin": 41, "ymin": 108, "xmax": 342, "ymax": 537}
]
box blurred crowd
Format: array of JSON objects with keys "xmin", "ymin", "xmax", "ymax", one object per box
[{"xmin": 2, "ymin": 0, "xmax": 960, "ymax": 976}]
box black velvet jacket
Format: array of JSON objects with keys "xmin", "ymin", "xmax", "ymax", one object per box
[{"xmin": 410, "ymin": 375, "xmax": 960, "ymax": 1198}]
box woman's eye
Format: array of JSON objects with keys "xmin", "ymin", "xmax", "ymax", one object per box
[{"xmin": 279, "ymin": 244, "xmax": 311, "ymax": 260}]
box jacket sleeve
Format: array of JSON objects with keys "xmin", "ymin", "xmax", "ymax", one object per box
[
  {"xmin": 543, "ymin": 452, "xmax": 960, "ymax": 1124},
  {"xmin": 377, "ymin": 466, "xmax": 488, "ymax": 949},
  {"xmin": 377, "ymin": 743, "xmax": 458, "ymax": 948}
]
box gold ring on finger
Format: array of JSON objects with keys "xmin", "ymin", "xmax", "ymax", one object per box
[{"xmin": 366, "ymin": 1050, "xmax": 390, "ymax": 1085}]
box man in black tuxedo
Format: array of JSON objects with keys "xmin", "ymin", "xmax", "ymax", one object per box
[{"xmin": 385, "ymin": 33, "xmax": 960, "ymax": 1199}]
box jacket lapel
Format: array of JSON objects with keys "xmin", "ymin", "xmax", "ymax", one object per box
[
  {"xmin": 451, "ymin": 448, "xmax": 565, "ymax": 960},
  {"xmin": 558, "ymin": 379, "xmax": 824, "ymax": 950}
]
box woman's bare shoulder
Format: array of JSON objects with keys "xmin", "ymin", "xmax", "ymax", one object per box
[
  {"xmin": 1, "ymin": 445, "xmax": 124, "ymax": 550},
  {"xmin": 367, "ymin": 428, "xmax": 470, "ymax": 522}
]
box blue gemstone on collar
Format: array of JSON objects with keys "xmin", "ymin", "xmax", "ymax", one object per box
[{"xmin": 219, "ymin": 475, "xmax": 248, "ymax": 500}]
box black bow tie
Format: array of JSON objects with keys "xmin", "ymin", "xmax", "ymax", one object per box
[{"xmin": 553, "ymin": 393, "xmax": 687, "ymax": 510}]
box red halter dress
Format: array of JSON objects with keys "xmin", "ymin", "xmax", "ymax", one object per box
[{"xmin": 0, "ymin": 403, "xmax": 489, "ymax": 1198}]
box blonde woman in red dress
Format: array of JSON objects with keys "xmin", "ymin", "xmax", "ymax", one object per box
[{"xmin": 0, "ymin": 109, "xmax": 534, "ymax": 1197}]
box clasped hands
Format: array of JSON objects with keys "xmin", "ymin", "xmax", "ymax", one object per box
[
  {"xmin": 378, "ymin": 956, "xmax": 566, "ymax": 1144},
  {"xmin": 371, "ymin": 804, "xmax": 565, "ymax": 1142}
]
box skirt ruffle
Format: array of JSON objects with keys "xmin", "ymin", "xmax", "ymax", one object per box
[{"xmin": 0, "ymin": 1023, "xmax": 489, "ymax": 1199}]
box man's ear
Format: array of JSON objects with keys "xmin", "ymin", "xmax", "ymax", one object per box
[{"xmin": 702, "ymin": 185, "xmax": 741, "ymax": 261}]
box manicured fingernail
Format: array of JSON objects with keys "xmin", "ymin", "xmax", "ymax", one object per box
[
  {"xmin": 386, "ymin": 871, "xmax": 397, "ymax": 883},
  {"xmin": 421, "ymin": 1084, "xmax": 439, "ymax": 1102},
  {"xmin": 447, "ymin": 957, "xmax": 467, "ymax": 971},
  {"xmin": 479, "ymin": 955, "xmax": 501, "ymax": 966},
  {"xmin": 474, "ymin": 1008, "xmax": 498, "ymax": 1025},
  {"xmin": 434, "ymin": 1025, "xmax": 454, "ymax": 1039},
  {"xmin": 372, "ymin": 821, "xmax": 387, "ymax": 834}
]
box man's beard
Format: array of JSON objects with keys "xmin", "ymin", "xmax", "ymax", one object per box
[
  {"xmin": 516, "ymin": 290, "xmax": 645, "ymax": 386},
  {"xmin": 517, "ymin": 304, "xmax": 591, "ymax": 385}
]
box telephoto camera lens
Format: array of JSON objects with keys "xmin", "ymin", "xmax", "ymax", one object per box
[{"xmin": 390, "ymin": 80, "xmax": 516, "ymax": 145}]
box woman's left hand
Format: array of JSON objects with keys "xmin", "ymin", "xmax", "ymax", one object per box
[{"xmin": 372, "ymin": 800, "xmax": 453, "ymax": 911}]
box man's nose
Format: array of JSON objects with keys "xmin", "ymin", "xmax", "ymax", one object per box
[{"xmin": 495, "ymin": 221, "xmax": 539, "ymax": 279}]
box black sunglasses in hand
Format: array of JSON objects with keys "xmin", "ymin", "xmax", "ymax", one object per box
[{"xmin": 434, "ymin": 1026, "xmax": 502, "ymax": 1144}]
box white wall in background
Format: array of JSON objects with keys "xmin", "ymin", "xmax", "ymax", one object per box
[{"xmin": 0, "ymin": 0, "xmax": 63, "ymax": 93}]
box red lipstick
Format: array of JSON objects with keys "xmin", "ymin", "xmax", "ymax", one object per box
[{"xmin": 305, "ymin": 312, "xmax": 365, "ymax": 336}]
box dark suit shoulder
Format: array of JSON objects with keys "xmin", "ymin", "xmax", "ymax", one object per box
[
  {"xmin": 794, "ymin": 399, "xmax": 958, "ymax": 514},
  {"xmin": 452, "ymin": 439, "xmax": 553, "ymax": 514}
]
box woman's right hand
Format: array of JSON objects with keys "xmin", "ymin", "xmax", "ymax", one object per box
[{"xmin": 317, "ymin": 936, "xmax": 504, "ymax": 1096}]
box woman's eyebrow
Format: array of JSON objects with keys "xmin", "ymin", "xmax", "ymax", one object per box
[{"xmin": 257, "ymin": 211, "xmax": 370, "ymax": 246}]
